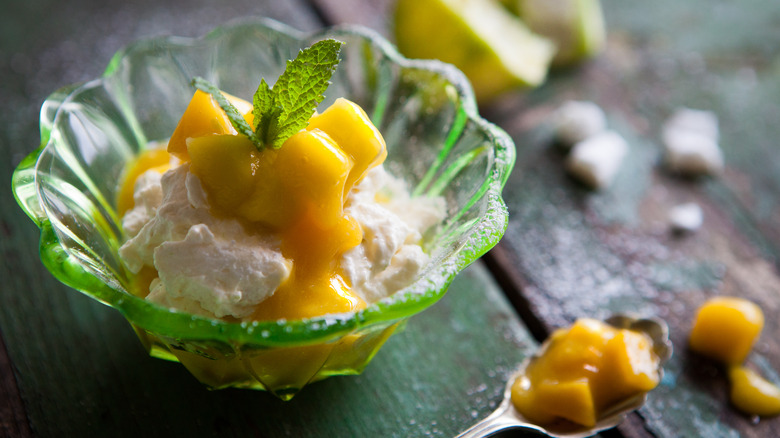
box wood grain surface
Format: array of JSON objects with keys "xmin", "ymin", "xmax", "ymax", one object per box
[{"xmin": 3, "ymin": 0, "xmax": 780, "ymax": 437}]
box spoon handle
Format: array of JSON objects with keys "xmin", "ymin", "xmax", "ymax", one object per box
[{"xmin": 455, "ymin": 400, "xmax": 546, "ymax": 438}]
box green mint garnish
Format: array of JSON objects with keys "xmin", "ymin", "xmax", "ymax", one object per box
[
  {"xmin": 252, "ymin": 78, "xmax": 275, "ymax": 147},
  {"xmin": 191, "ymin": 76, "xmax": 260, "ymax": 145},
  {"xmin": 192, "ymin": 38, "xmax": 344, "ymax": 151},
  {"xmin": 253, "ymin": 39, "xmax": 344, "ymax": 148}
]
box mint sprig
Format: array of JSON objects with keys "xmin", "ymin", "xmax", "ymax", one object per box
[
  {"xmin": 254, "ymin": 39, "xmax": 344, "ymax": 148},
  {"xmin": 191, "ymin": 77, "xmax": 260, "ymax": 145},
  {"xmin": 192, "ymin": 38, "xmax": 344, "ymax": 151}
]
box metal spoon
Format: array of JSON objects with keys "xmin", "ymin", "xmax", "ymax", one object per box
[{"xmin": 456, "ymin": 314, "xmax": 673, "ymax": 438}]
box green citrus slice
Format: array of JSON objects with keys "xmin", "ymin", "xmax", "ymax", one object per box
[
  {"xmin": 508, "ymin": 0, "xmax": 606, "ymax": 66},
  {"xmin": 394, "ymin": 0, "xmax": 556, "ymax": 103}
]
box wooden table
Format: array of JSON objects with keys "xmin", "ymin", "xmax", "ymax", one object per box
[{"xmin": 2, "ymin": 0, "xmax": 779, "ymax": 436}]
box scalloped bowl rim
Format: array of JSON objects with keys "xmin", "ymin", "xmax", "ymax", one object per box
[{"xmin": 13, "ymin": 17, "xmax": 515, "ymax": 347}]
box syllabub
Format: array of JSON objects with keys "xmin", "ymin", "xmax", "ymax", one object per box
[{"xmin": 118, "ymin": 91, "xmax": 445, "ymax": 321}]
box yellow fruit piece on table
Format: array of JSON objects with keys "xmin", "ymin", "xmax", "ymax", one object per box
[
  {"xmin": 394, "ymin": 0, "xmax": 555, "ymax": 103},
  {"xmin": 729, "ymin": 366, "xmax": 780, "ymax": 417},
  {"xmin": 167, "ymin": 90, "xmax": 253, "ymax": 160},
  {"xmin": 307, "ymin": 98, "xmax": 387, "ymax": 192},
  {"xmin": 534, "ymin": 378, "xmax": 597, "ymax": 427},
  {"xmin": 593, "ymin": 330, "xmax": 660, "ymax": 410},
  {"xmin": 117, "ymin": 147, "xmax": 172, "ymax": 215},
  {"xmin": 508, "ymin": 0, "xmax": 606, "ymax": 66},
  {"xmin": 187, "ymin": 134, "xmax": 262, "ymax": 213},
  {"xmin": 689, "ymin": 297, "xmax": 764, "ymax": 364}
]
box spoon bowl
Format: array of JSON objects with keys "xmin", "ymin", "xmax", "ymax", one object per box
[{"xmin": 457, "ymin": 314, "xmax": 673, "ymax": 438}]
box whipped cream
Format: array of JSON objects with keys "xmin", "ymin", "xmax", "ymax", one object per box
[
  {"xmin": 119, "ymin": 162, "xmax": 445, "ymax": 320},
  {"xmin": 340, "ymin": 167, "xmax": 445, "ymax": 304}
]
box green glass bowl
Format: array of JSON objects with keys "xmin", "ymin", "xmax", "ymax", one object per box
[{"xmin": 12, "ymin": 18, "xmax": 515, "ymax": 399}]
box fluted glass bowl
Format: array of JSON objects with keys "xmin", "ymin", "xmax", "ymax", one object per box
[{"xmin": 12, "ymin": 18, "xmax": 515, "ymax": 399}]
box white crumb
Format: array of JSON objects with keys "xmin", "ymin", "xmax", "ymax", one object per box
[
  {"xmin": 663, "ymin": 108, "xmax": 723, "ymax": 176},
  {"xmin": 565, "ymin": 130, "xmax": 628, "ymax": 189},
  {"xmin": 553, "ymin": 100, "xmax": 607, "ymax": 147},
  {"xmin": 663, "ymin": 108, "xmax": 719, "ymax": 142},
  {"xmin": 669, "ymin": 202, "xmax": 703, "ymax": 232}
]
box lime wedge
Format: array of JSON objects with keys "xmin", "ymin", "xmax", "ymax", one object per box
[
  {"xmin": 508, "ymin": 0, "xmax": 606, "ymax": 66},
  {"xmin": 394, "ymin": 0, "xmax": 556, "ymax": 103}
]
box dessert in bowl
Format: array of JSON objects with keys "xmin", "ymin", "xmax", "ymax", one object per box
[{"xmin": 12, "ymin": 18, "xmax": 515, "ymax": 399}]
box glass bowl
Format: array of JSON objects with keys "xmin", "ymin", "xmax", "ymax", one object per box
[{"xmin": 12, "ymin": 17, "xmax": 515, "ymax": 399}]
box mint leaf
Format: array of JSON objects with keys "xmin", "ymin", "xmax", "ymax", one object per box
[
  {"xmin": 192, "ymin": 76, "xmax": 262, "ymax": 148},
  {"xmin": 190, "ymin": 39, "xmax": 343, "ymax": 151},
  {"xmin": 254, "ymin": 39, "xmax": 344, "ymax": 148},
  {"xmin": 252, "ymin": 78, "xmax": 274, "ymax": 137}
]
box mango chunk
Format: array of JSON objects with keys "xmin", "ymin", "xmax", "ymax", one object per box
[
  {"xmin": 510, "ymin": 375, "xmax": 558, "ymax": 425},
  {"xmin": 535, "ymin": 378, "xmax": 597, "ymax": 427},
  {"xmin": 274, "ymin": 129, "xmax": 355, "ymax": 229},
  {"xmin": 235, "ymin": 129, "xmax": 354, "ymax": 230},
  {"xmin": 689, "ymin": 297, "xmax": 764, "ymax": 364},
  {"xmin": 594, "ymin": 330, "xmax": 660, "ymax": 409},
  {"xmin": 168, "ymin": 90, "xmax": 252, "ymax": 160},
  {"xmin": 225, "ymin": 91, "xmax": 254, "ymax": 121},
  {"xmin": 307, "ymin": 98, "xmax": 387, "ymax": 192},
  {"xmin": 187, "ymin": 135, "xmax": 262, "ymax": 213},
  {"xmin": 533, "ymin": 318, "xmax": 612, "ymax": 381},
  {"xmin": 729, "ymin": 366, "xmax": 780, "ymax": 417},
  {"xmin": 117, "ymin": 147, "xmax": 172, "ymax": 215},
  {"xmin": 512, "ymin": 318, "xmax": 661, "ymax": 428}
]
